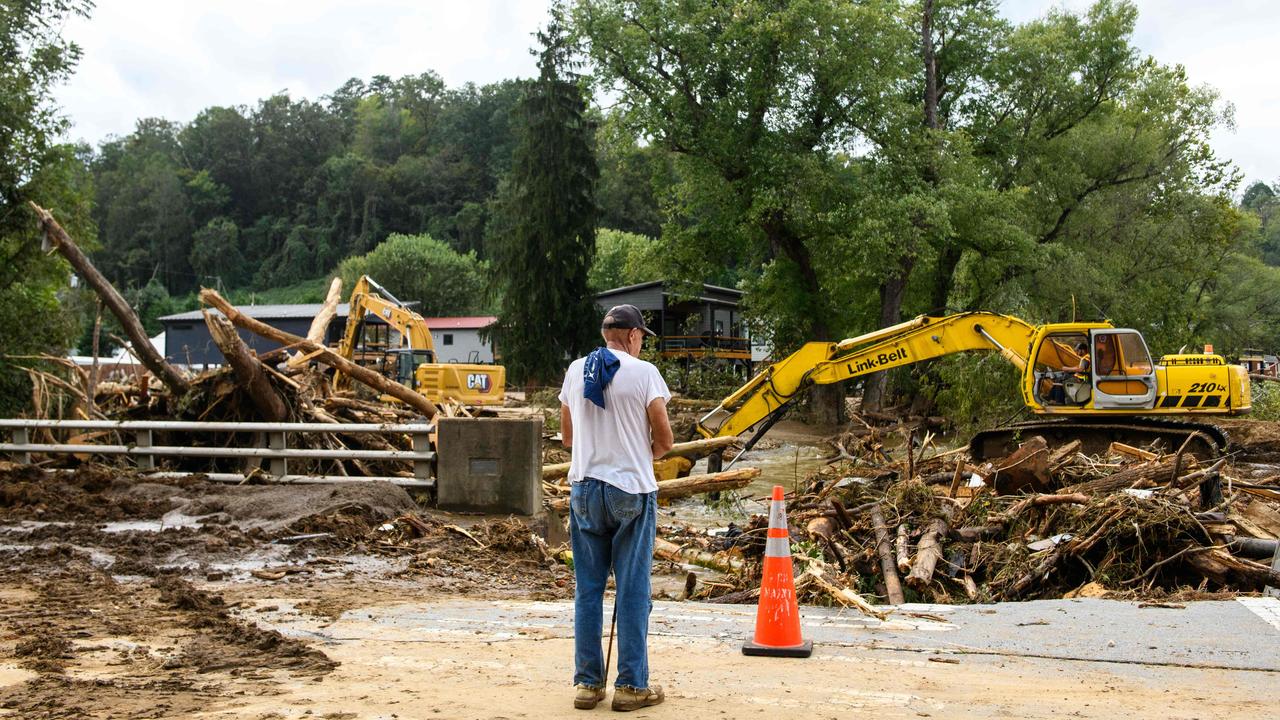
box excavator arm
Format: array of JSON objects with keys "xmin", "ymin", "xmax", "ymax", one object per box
[
  {"xmin": 333, "ymin": 276, "xmax": 436, "ymax": 391},
  {"xmin": 696, "ymin": 312, "xmax": 1037, "ymax": 442}
]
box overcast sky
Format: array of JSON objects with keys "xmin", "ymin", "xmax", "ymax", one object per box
[{"xmin": 54, "ymin": 0, "xmax": 1279, "ymax": 187}]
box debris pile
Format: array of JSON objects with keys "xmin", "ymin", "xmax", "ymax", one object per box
[
  {"xmin": 17, "ymin": 204, "xmax": 446, "ymax": 481},
  {"xmin": 664, "ymin": 431, "xmax": 1280, "ymax": 607}
]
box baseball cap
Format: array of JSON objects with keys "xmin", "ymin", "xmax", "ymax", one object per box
[{"xmin": 602, "ymin": 304, "xmax": 657, "ymax": 336}]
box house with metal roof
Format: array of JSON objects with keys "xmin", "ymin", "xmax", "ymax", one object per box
[{"xmin": 594, "ymin": 280, "xmax": 758, "ymax": 369}]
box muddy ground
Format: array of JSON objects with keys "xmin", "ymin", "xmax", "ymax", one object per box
[
  {"xmin": 0, "ymin": 417, "xmax": 1277, "ymax": 718},
  {"xmin": 0, "ymin": 466, "xmax": 573, "ymax": 718}
]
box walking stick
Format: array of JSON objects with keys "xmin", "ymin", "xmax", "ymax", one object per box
[{"xmin": 604, "ymin": 602, "xmax": 617, "ymax": 686}]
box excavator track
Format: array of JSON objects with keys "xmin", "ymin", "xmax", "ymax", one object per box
[{"xmin": 968, "ymin": 416, "xmax": 1230, "ymax": 462}]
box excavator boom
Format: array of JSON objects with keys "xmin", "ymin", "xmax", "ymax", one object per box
[{"xmin": 698, "ymin": 312, "xmax": 1037, "ymax": 440}]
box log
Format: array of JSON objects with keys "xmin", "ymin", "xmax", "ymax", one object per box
[
  {"xmin": 906, "ymin": 518, "xmax": 949, "ymax": 592},
  {"xmin": 654, "ymin": 537, "xmax": 742, "ymax": 573},
  {"xmin": 895, "ymin": 524, "xmax": 911, "ymax": 574},
  {"xmin": 999, "ymin": 492, "xmax": 1090, "ymax": 521},
  {"xmin": 542, "ymin": 435, "xmax": 741, "ymax": 480},
  {"xmin": 649, "ymin": 467, "xmax": 761, "ymax": 500},
  {"xmin": 29, "ymin": 202, "xmax": 190, "ymax": 396},
  {"xmin": 869, "ymin": 506, "xmax": 905, "ymax": 605},
  {"xmin": 289, "ymin": 277, "xmax": 343, "ymax": 368},
  {"xmin": 1186, "ymin": 547, "xmax": 1280, "ymax": 589},
  {"xmin": 546, "ymin": 467, "xmax": 761, "ymax": 511},
  {"xmin": 203, "ymin": 311, "xmax": 288, "ymax": 422},
  {"xmin": 1066, "ymin": 456, "xmax": 1201, "ymax": 495},
  {"xmin": 199, "ymin": 289, "xmax": 437, "ymax": 419}
]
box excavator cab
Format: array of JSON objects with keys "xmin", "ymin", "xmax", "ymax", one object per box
[
  {"xmin": 391, "ymin": 349, "xmax": 436, "ymax": 390},
  {"xmin": 1030, "ymin": 328, "xmax": 1157, "ymax": 410}
]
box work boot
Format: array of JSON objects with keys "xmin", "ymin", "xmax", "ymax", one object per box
[
  {"xmin": 611, "ymin": 684, "xmax": 664, "ymax": 712},
  {"xmin": 574, "ymin": 684, "xmax": 606, "ymax": 710}
]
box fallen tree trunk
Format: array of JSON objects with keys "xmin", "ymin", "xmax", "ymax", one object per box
[
  {"xmin": 654, "ymin": 467, "xmax": 760, "ymax": 500},
  {"xmin": 542, "ymin": 435, "xmax": 741, "ymax": 480},
  {"xmin": 545, "ymin": 467, "xmax": 761, "ymax": 512},
  {"xmin": 869, "ymin": 506, "xmax": 906, "ymax": 605},
  {"xmin": 29, "ymin": 202, "xmax": 190, "ymax": 396},
  {"xmin": 289, "ymin": 277, "xmax": 343, "ymax": 368},
  {"xmin": 203, "ymin": 311, "xmax": 288, "ymax": 421},
  {"xmin": 1186, "ymin": 547, "xmax": 1280, "ymax": 589},
  {"xmin": 200, "ymin": 289, "xmax": 438, "ymax": 419},
  {"xmin": 654, "ymin": 537, "xmax": 742, "ymax": 573},
  {"xmin": 1067, "ymin": 456, "xmax": 1201, "ymax": 495},
  {"xmin": 906, "ymin": 517, "xmax": 949, "ymax": 592}
]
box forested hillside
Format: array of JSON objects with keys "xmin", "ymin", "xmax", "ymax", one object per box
[{"xmin": 5, "ymin": 0, "xmax": 1280, "ymax": 418}]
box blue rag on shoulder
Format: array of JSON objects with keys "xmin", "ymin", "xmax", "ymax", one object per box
[{"xmin": 583, "ymin": 347, "xmax": 621, "ymax": 409}]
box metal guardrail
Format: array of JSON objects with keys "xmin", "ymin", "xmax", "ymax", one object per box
[{"xmin": 0, "ymin": 419, "xmax": 435, "ymax": 488}]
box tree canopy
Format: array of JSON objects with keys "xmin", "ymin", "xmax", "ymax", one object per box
[{"xmin": 0, "ymin": 0, "xmax": 96, "ymax": 413}]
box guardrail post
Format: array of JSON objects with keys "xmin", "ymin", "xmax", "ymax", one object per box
[
  {"xmin": 136, "ymin": 429, "xmax": 154, "ymax": 470},
  {"xmin": 412, "ymin": 429, "xmax": 432, "ymax": 482},
  {"xmin": 268, "ymin": 431, "xmax": 287, "ymax": 478},
  {"xmin": 12, "ymin": 428, "xmax": 29, "ymax": 464}
]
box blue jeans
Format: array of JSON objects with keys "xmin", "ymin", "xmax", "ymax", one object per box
[{"xmin": 570, "ymin": 477, "xmax": 657, "ymax": 689}]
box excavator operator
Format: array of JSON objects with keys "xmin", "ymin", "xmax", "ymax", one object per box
[{"xmin": 1049, "ymin": 342, "xmax": 1091, "ymax": 405}]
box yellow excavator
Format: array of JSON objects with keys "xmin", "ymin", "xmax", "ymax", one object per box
[
  {"xmin": 696, "ymin": 312, "xmax": 1251, "ymax": 461},
  {"xmin": 333, "ymin": 275, "xmax": 505, "ymax": 406}
]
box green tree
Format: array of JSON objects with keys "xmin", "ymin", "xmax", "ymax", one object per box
[
  {"xmin": 570, "ymin": 0, "xmax": 910, "ymax": 419},
  {"xmin": 336, "ymin": 233, "xmax": 488, "ymax": 317},
  {"xmin": 488, "ymin": 21, "xmax": 600, "ymax": 384},
  {"xmin": 588, "ymin": 228, "xmax": 661, "ymax": 291},
  {"xmin": 0, "ymin": 0, "xmax": 96, "ymax": 413}
]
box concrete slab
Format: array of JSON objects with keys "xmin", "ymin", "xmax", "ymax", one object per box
[{"xmin": 239, "ymin": 596, "xmax": 1280, "ymax": 719}]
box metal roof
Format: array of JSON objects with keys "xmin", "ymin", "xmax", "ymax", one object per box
[
  {"xmin": 595, "ymin": 280, "xmax": 743, "ymax": 299},
  {"xmin": 423, "ymin": 316, "xmax": 497, "ymax": 330},
  {"xmin": 159, "ymin": 304, "xmax": 354, "ymax": 322}
]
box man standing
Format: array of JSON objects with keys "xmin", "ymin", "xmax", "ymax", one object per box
[{"xmin": 559, "ymin": 304, "xmax": 673, "ymax": 712}]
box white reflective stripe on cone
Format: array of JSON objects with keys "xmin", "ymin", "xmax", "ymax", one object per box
[
  {"xmin": 768, "ymin": 499, "xmax": 786, "ymax": 529},
  {"xmin": 764, "ymin": 536, "xmax": 791, "ymax": 557}
]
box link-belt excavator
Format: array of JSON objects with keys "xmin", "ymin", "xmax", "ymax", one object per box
[
  {"xmin": 695, "ymin": 312, "xmax": 1251, "ymax": 461},
  {"xmin": 333, "ymin": 275, "xmax": 505, "ymax": 406}
]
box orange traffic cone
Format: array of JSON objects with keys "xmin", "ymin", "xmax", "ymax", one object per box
[{"xmin": 742, "ymin": 485, "xmax": 813, "ymax": 658}]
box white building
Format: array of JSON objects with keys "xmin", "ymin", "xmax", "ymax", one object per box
[{"xmin": 424, "ymin": 316, "xmax": 498, "ymax": 364}]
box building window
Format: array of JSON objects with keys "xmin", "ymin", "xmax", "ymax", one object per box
[{"xmin": 443, "ymin": 333, "xmax": 454, "ymax": 346}]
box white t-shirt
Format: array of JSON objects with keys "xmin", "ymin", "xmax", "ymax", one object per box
[{"xmin": 558, "ymin": 350, "xmax": 672, "ymax": 494}]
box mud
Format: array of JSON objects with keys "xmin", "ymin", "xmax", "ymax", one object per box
[{"xmin": 0, "ymin": 464, "xmax": 570, "ymax": 718}]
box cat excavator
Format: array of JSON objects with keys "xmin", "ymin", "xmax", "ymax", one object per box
[
  {"xmin": 333, "ymin": 275, "xmax": 505, "ymax": 406},
  {"xmin": 695, "ymin": 312, "xmax": 1251, "ymax": 462}
]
